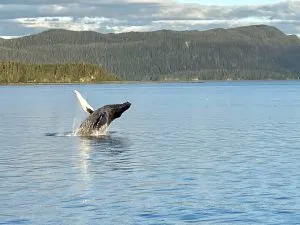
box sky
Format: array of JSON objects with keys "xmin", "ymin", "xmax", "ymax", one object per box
[{"xmin": 0, "ymin": 0, "xmax": 299, "ymax": 38}]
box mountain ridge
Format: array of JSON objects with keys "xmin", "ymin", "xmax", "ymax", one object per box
[{"xmin": 2, "ymin": 24, "xmax": 295, "ymax": 46}]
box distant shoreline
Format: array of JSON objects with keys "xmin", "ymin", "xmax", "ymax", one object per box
[
  {"xmin": 2, "ymin": 79, "xmax": 300, "ymax": 86},
  {"xmin": 0, "ymin": 80, "xmax": 204, "ymax": 86}
]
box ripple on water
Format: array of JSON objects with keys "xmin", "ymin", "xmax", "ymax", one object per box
[{"xmin": 1, "ymin": 82, "xmax": 300, "ymax": 224}]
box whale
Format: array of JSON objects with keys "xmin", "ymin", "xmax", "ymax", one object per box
[{"xmin": 74, "ymin": 90, "xmax": 131, "ymax": 136}]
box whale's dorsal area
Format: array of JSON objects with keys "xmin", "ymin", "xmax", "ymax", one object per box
[{"xmin": 74, "ymin": 90, "xmax": 94, "ymax": 114}]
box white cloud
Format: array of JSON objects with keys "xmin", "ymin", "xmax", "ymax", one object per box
[
  {"xmin": 0, "ymin": 36, "xmax": 21, "ymax": 39},
  {"xmin": 109, "ymin": 25, "xmax": 154, "ymax": 33},
  {"xmin": 14, "ymin": 16, "xmax": 124, "ymax": 31},
  {"xmin": 46, "ymin": 4, "xmax": 66, "ymax": 13},
  {"xmin": 0, "ymin": 0, "xmax": 300, "ymax": 36},
  {"xmin": 153, "ymin": 17, "xmax": 298, "ymax": 26}
]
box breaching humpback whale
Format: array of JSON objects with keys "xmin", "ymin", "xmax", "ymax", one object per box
[{"xmin": 74, "ymin": 90, "xmax": 131, "ymax": 136}]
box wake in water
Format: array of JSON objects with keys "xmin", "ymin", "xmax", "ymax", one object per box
[
  {"xmin": 45, "ymin": 129, "xmax": 112, "ymax": 137},
  {"xmin": 45, "ymin": 117, "xmax": 109, "ymax": 137},
  {"xmin": 45, "ymin": 131, "xmax": 109, "ymax": 137},
  {"xmin": 45, "ymin": 131, "xmax": 75, "ymax": 137}
]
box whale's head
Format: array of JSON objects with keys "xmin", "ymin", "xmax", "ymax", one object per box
[{"xmin": 108, "ymin": 101, "xmax": 131, "ymax": 122}]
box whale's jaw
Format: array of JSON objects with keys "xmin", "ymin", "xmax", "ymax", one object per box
[{"xmin": 76, "ymin": 102, "xmax": 131, "ymax": 136}]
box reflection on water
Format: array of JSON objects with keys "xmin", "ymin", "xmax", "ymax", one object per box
[
  {"xmin": 79, "ymin": 133, "xmax": 131, "ymax": 151},
  {"xmin": 77, "ymin": 133, "xmax": 133, "ymax": 174}
]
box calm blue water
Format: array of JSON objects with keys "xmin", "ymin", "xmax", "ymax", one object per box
[{"xmin": 0, "ymin": 81, "xmax": 299, "ymax": 224}]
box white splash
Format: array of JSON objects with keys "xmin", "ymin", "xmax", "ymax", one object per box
[
  {"xmin": 72, "ymin": 117, "xmax": 80, "ymax": 135},
  {"xmin": 73, "ymin": 124, "xmax": 109, "ymax": 137},
  {"xmin": 91, "ymin": 124, "xmax": 109, "ymax": 136}
]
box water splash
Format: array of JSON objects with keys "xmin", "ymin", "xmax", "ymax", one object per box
[
  {"xmin": 74, "ymin": 123, "xmax": 109, "ymax": 137},
  {"xmin": 46, "ymin": 93, "xmax": 109, "ymax": 137},
  {"xmin": 91, "ymin": 124, "xmax": 108, "ymax": 136},
  {"xmin": 45, "ymin": 129, "xmax": 109, "ymax": 137},
  {"xmin": 46, "ymin": 120, "xmax": 109, "ymax": 137},
  {"xmin": 72, "ymin": 117, "xmax": 80, "ymax": 135},
  {"xmin": 46, "ymin": 124, "xmax": 109, "ymax": 137}
]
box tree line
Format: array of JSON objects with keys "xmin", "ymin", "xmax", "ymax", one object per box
[{"xmin": 0, "ymin": 61, "xmax": 118, "ymax": 84}]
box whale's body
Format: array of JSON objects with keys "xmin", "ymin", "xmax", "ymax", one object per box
[{"xmin": 74, "ymin": 90, "xmax": 131, "ymax": 136}]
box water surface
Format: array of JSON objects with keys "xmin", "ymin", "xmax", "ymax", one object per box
[{"xmin": 0, "ymin": 81, "xmax": 299, "ymax": 224}]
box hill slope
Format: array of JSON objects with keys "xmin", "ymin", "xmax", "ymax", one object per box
[{"xmin": 1, "ymin": 25, "xmax": 300, "ymax": 80}]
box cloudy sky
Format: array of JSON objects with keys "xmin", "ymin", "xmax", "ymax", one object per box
[{"xmin": 0, "ymin": 0, "xmax": 299, "ymax": 38}]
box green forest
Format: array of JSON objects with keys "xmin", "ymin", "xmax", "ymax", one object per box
[
  {"xmin": 0, "ymin": 61, "xmax": 118, "ymax": 84},
  {"xmin": 1, "ymin": 24, "xmax": 300, "ymax": 82}
]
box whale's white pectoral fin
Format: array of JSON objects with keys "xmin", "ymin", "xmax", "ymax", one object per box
[{"xmin": 74, "ymin": 90, "xmax": 94, "ymax": 114}]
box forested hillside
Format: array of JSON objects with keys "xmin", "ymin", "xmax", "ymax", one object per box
[
  {"xmin": 0, "ymin": 62, "xmax": 118, "ymax": 83},
  {"xmin": 1, "ymin": 25, "xmax": 300, "ymax": 81}
]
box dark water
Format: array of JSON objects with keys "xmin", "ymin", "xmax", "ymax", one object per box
[{"xmin": 0, "ymin": 81, "xmax": 299, "ymax": 224}]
